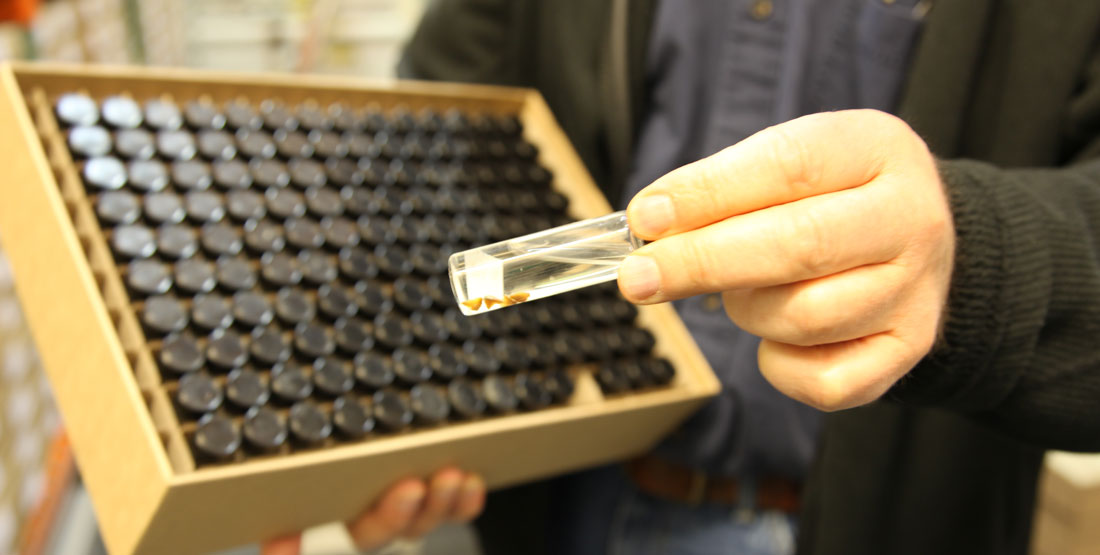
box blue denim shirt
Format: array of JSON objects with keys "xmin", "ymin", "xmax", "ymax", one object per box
[{"xmin": 623, "ymin": 0, "xmax": 928, "ymax": 479}]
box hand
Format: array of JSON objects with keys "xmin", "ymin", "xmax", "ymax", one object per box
[
  {"xmin": 261, "ymin": 467, "xmax": 486, "ymax": 554},
  {"xmin": 618, "ymin": 109, "xmax": 955, "ymax": 411}
]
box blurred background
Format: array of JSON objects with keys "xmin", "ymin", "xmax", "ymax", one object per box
[{"xmin": 2, "ymin": 1, "xmax": 1100, "ymax": 554}]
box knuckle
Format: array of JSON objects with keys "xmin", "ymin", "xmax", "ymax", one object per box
[
  {"xmin": 680, "ymin": 236, "xmax": 726, "ymax": 293},
  {"xmin": 802, "ymin": 370, "xmax": 851, "ymax": 412},
  {"xmin": 778, "ymin": 206, "xmax": 836, "ymax": 278},
  {"xmin": 763, "ymin": 124, "xmax": 821, "ymax": 196}
]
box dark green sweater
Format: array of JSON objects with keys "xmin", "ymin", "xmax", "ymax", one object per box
[{"xmin": 401, "ymin": 2, "xmax": 1100, "ymax": 553}]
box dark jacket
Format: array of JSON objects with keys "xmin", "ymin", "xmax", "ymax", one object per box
[{"xmin": 401, "ymin": 2, "xmax": 1100, "ymax": 554}]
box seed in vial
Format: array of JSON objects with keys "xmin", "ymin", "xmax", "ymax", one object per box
[
  {"xmin": 506, "ymin": 292, "xmax": 530, "ymax": 303},
  {"xmin": 462, "ymin": 298, "xmax": 483, "ymax": 311}
]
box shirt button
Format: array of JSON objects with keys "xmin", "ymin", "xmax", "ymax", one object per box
[
  {"xmin": 702, "ymin": 294, "xmax": 723, "ymax": 312},
  {"xmin": 750, "ymin": 0, "xmax": 773, "ymax": 20}
]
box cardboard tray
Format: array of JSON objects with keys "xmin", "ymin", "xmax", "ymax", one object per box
[{"xmin": 0, "ymin": 62, "xmax": 719, "ymax": 554}]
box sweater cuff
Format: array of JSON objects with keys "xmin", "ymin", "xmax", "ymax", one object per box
[{"xmin": 889, "ymin": 160, "xmax": 1021, "ymax": 408}]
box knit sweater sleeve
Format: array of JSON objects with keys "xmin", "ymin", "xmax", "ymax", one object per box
[{"xmin": 889, "ymin": 157, "xmax": 1100, "ymax": 451}]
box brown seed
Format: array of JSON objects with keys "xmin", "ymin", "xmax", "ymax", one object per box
[
  {"xmin": 506, "ymin": 292, "xmax": 530, "ymax": 303},
  {"xmin": 484, "ymin": 296, "xmax": 502, "ymax": 308},
  {"xmin": 462, "ymin": 298, "xmax": 483, "ymax": 311}
]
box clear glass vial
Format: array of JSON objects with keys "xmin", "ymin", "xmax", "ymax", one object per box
[{"xmin": 448, "ymin": 211, "xmax": 642, "ymax": 315}]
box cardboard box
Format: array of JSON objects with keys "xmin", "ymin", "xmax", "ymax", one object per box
[{"xmin": 0, "ymin": 63, "xmax": 719, "ymax": 554}]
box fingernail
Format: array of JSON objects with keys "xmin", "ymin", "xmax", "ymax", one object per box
[
  {"xmin": 618, "ymin": 256, "xmax": 660, "ymax": 300},
  {"xmin": 396, "ymin": 488, "xmax": 425, "ymax": 515},
  {"xmin": 631, "ymin": 195, "xmax": 674, "ymax": 236},
  {"xmin": 462, "ymin": 474, "xmax": 484, "ymax": 497}
]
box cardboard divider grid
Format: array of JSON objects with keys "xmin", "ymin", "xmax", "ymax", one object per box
[{"xmin": 0, "ymin": 62, "xmax": 719, "ymax": 554}]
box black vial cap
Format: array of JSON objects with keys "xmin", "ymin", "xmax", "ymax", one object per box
[
  {"xmin": 275, "ymin": 130, "xmax": 314, "ymax": 159},
  {"xmin": 373, "ymin": 244, "xmax": 414, "ymax": 278},
  {"xmin": 482, "ymin": 375, "xmax": 518, "ymax": 413},
  {"xmin": 337, "ymin": 246, "xmax": 379, "ymax": 282},
  {"xmin": 356, "ymin": 282, "xmax": 394, "ymax": 318},
  {"xmin": 224, "ymin": 100, "xmax": 263, "ymax": 131},
  {"xmin": 225, "ymin": 368, "xmax": 270, "ymax": 409},
  {"xmin": 265, "ymin": 187, "xmax": 307, "ymax": 219},
  {"xmin": 305, "ymin": 186, "xmax": 344, "ymax": 218},
  {"xmin": 250, "ymin": 158, "xmax": 290, "ymax": 188},
  {"xmin": 127, "ymin": 259, "xmax": 173, "ymax": 296},
  {"xmin": 243, "ymin": 407, "xmax": 287, "ymax": 451},
  {"xmin": 174, "ymin": 259, "xmax": 217, "ymax": 294},
  {"xmin": 177, "ymin": 372, "xmax": 224, "ymax": 414},
  {"xmin": 226, "ymin": 190, "xmax": 267, "ymax": 221},
  {"xmin": 271, "ymin": 362, "xmax": 314, "ymax": 403},
  {"xmin": 462, "ymin": 340, "xmax": 501, "ymax": 377},
  {"xmin": 410, "ymin": 311, "xmax": 449, "ymax": 345},
  {"xmin": 159, "ymin": 334, "xmax": 205, "ymax": 375},
  {"xmin": 334, "ymin": 316, "xmax": 375, "ymax": 354},
  {"xmin": 542, "ymin": 369, "xmax": 575, "ymax": 403},
  {"xmin": 172, "ymin": 160, "xmax": 214, "ymax": 191},
  {"xmin": 197, "ymin": 129, "xmax": 237, "ymax": 160},
  {"xmin": 392, "ymin": 348, "xmax": 433, "ymax": 385},
  {"xmin": 231, "ymin": 290, "xmax": 274, "ymax": 328},
  {"xmin": 274, "ymin": 287, "xmax": 316, "ymax": 324},
  {"xmin": 216, "ymin": 256, "xmax": 258, "ymax": 291},
  {"xmin": 115, "ymin": 128, "xmax": 156, "ymax": 160},
  {"xmin": 128, "ymin": 159, "xmax": 170, "ymax": 192},
  {"xmin": 156, "ymin": 130, "xmax": 197, "ymax": 161},
  {"xmin": 212, "ymin": 159, "xmax": 253, "ymax": 190},
  {"xmin": 294, "ymin": 321, "xmax": 336, "ymax": 359},
  {"xmin": 288, "ymin": 401, "xmax": 332, "ymax": 445},
  {"xmin": 372, "ymin": 389, "xmax": 413, "ymax": 431},
  {"xmin": 288, "ymin": 158, "xmax": 326, "ymax": 188},
  {"xmin": 144, "ymin": 192, "xmax": 186, "ymax": 225},
  {"xmin": 332, "ymin": 395, "xmax": 375, "ymax": 438},
  {"xmin": 320, "ymin": 217, "xmax": 360, "ymax": 250},
  {"xmin": 513, "ymin": 373, "xmax": 552, "ymax": 410},
  {"xmin": 318, "ymin": 283, "xmax": 359, "ymax": 320},
  {"xmin": 373, "ymin": 313, "xmax": 414, "ymax": 349},
  {"xmin": 84, "ymin": 156, "xmax": 128, "ymax": 190},
  {"xmin": 244, "ymin": 218, "xmax": 287, "ymax": 253},
  {"xmin": 56, "ymin": 93, "xmax": 99, "ymax": 127},
  {"xmin": 96, "ymin": 191, "xmax": 141, "ymax": 225},
  {"xmin": 184, "ymin": 100, "xmax": 227, "ymax": 130},
  {"xmin": 261, "ymin": 251, "xmax": 303, "ymax": 288},
  {"xmin": 285, "ymin": 217, "xmax": 326, "ymax": 250},
  {"xmin": 312, "ymin": 356, "xmax": 354, "ymax": 396},
  {"xmin": 193, "ymin": 293, "xmax": 234, "ymax": 330},
  {"xmin": 194, "ymin": 414, "xmax": 241, "ymax": 460},
  {"xmin": 236, "ymin": 128, "xmax": 277, "ymax": 159},
  {"xmin": 596, "ymin": 362, "xmax": 631, "ymax": 394},
  {"xmin": 68, "ymin": 125, "xmax": 112, "ymax": 158},
  {"xmin": 142, "ymin": 295, "xmax": 188, "ymax": 335},
  {"xmin": 427, "ymin": 343, "xmax": 467, "ymax": 381},
  {"xmin": 184, "ymin": 191, "xmax": 226, "ymax": 224},
  {"xmin": 442, "ymin": 308, "xmax": 482, "ymax": 342},
  {"xmin": 354, "ymin": 351, "xmax": 396, "ymax": 389},
  {"xmin": 446, "ymin": 378, "xmax": 486, "ymax": 419},
  {"xmin": 207, "ymin": 328, "xmax": 249, "ymax": 370},
  {"xmin": 201, "ymin": 222, "xmax": 243, "ymax": 257},
  {"xmin": 298, "ymin": 249, "xmax": 338, "ymax": 285},
  {"xmin": 250, "ymin": 326, "xmax": 292, "ymax": 366},
  {"xmin": 410, "ymin": 384, "xmax": 450, "ymax": 425},
  {"xmin": 261, "ymin": 100, "xmax": 299, "ymax": 131},
  {"xmin": 393, "ymin": 278, "xmax": 433, "ymax": 313},
  {"xmin": 144, "ymin": 99, "xmax": 182, "ymax": 130},
  {"xmin": 641, "ymin": 357, "xmax": 676, "ymax": 385}
]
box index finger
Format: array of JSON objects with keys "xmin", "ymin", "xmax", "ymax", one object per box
[{"xmin": 626, "ymin": 110, "xmax": 898, "ymax": 240}]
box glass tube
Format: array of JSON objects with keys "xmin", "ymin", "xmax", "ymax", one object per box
[{"xmin": 448, "ymin": 211, "xmax": 643, "ymax": 315}]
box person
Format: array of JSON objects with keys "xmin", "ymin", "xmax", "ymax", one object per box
[{"xmin": 268, "ymin": 1, "xmax": 1100, "ymax": 554}]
